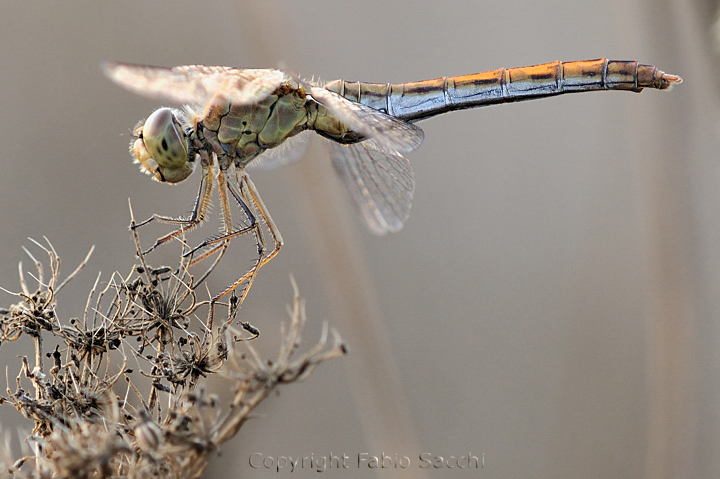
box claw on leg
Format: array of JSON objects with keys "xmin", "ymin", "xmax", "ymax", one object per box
[
  {"xmin": 131, "ymin": 158, "xmax": 283, "ymax": 321},
  {"xmin": 132, "ymin": 160, "xmax": 214, "ymax": 255},
  {"xmin": 213, "ymin": 170, "xmax": 283, "ymax": 303}
]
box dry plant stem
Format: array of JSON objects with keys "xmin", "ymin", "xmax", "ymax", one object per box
[
  {"xmin": 4, "ymin": 239, "xmax": 94, "ymax": 383},
  {"xmin": 0, "ymin": 236, "xmax": 345, "ymax": 478},
  {"xmin": 129, "ymin": 199, "xmax": 231, "ymax": 332},
  {"xmin": 210, "ymin": 281, "xmax": 345, "ymax": 446}
]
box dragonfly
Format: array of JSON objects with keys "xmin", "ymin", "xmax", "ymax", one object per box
[{"xmin": 103, "ymin": 59, "xmax": 681, "ymax": 304}]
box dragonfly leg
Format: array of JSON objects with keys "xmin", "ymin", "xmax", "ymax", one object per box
[
  {"xmin": 133, "ymin": 160, "xmax": 214, "ymax": 256},
  {"xmin": 186, "ymin": 165, "xmax": 271, "ymax": 294},
  {"xmin": 183, "ymin": 176, "xmax": 259, "ymax": 260},
  {"xmin": 210, "ymin": 169, "xmax": 284, "ymax": 308},
  {"xmin": 202, "ymin": 168, "xmax": 266, "ymax": 327},
  {"xmin": 187, "ymin": 166, "xmax": 239, "ymax": 288},
  {"xmin": 244, "ymin": 171, "xmax": 284, "ymax": 270}
]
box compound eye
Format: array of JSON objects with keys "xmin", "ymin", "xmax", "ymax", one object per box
[{"xmin": 142, "ymin": 108, "xmax": 189, "ymax": 169}]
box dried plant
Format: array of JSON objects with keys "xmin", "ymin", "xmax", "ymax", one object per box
[{"xmin": 0, "ymin": 230, "xmax": 346, "ymax": 478}]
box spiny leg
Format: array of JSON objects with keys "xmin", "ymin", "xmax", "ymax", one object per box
[
  {"xmin": 188, "ymin": 166, "xmax": 261, "ymax": 288},
  {"xmin": 133, "ymin": 158, "xmax": 214, "ymax": 256},
  {"xmin": 184, "ymin": 166, "xmax": 261, "ymax": 262},
  {"xmin": 214, "ymin": 169, "xmax": 266, "ymax": 308},
  {"xmin": 188, "ymin": 167, "xmax": 232, "ymax": 288},
  {"xmin": 211, "ymin": 169, "xmax": 284, "ymax": 308},
  {"xmin": 201, "ymin": 167, "xmax": 266, "ymax": 327},
  {"xmin": 244, "ymin": 171, "xmax": 284, "ymax": 270}
]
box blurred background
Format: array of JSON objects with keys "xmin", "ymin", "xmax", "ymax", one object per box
[{"xmin": 0, "ymin": 0, "xmax": 715, "ymax": 477}]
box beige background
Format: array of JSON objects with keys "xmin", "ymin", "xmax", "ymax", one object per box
[{"xmin": 0, "ymin": 0, "xmax": 715, "ymax": 478}]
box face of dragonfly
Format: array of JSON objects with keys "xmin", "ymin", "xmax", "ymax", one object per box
[{"xmin": 132, "ymin": 107, "xmax": 196, "ymax": 184}]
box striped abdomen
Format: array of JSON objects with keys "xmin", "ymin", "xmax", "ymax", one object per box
[{"xmin": 324, "ymin": 59, "xmax": 681, "ymax": 123}]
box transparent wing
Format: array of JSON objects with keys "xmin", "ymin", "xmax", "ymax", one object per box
[
  {"xmin": 310, "ymin": 87, "xmax": 425, "ymax": 154},
  {"xmin": 328, "ymin": 139, "xmax": 415, "ymax": 235},
  {"xmin": 249, "ymin": 131, "xmax": 313, "ymax": 170},
  {"xmin": 102, "ymin": 62, "xmax": 288, "ymax": 106}
]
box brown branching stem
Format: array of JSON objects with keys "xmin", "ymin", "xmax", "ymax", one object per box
[{"xmin": 0, "ymin": 234, "xmax": 346, "ymax": 479}]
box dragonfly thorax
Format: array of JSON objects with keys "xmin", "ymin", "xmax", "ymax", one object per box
[
  {"xmin": 198, "ymin": 85, "xmax": 310, "ymax": 169},
  {"xmin": 131, "ymin": 107, "xmax": 197, "ymax": 183}
]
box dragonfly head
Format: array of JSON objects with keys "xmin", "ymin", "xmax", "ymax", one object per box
[{"xmin": 131, "ymin": 108, "xmax": 194, "ymax": 183}]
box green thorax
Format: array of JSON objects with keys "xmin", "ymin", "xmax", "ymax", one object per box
[{"xmin": 199, "ymin": 82, "xmax": 310, "ymax": 168}]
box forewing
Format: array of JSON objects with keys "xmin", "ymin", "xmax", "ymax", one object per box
[
  {"xmin": 102, "ymin": 62, "xmax": 287, "ymax": 106},
  {"xmin": 249, "ymin": 131, "xmax": 313, "ymax": 170},
  {"xmin": 310, "ymin": 87, "xmax": 424, "ymax": 154},
  {"xmin": 329, "ymin": 139, "xmax": 415, "ymax": 235}
]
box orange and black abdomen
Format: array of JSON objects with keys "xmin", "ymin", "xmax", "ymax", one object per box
[{"xmin": 324, "ymin": 59, "xmax": 681, "ymax": 123}]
